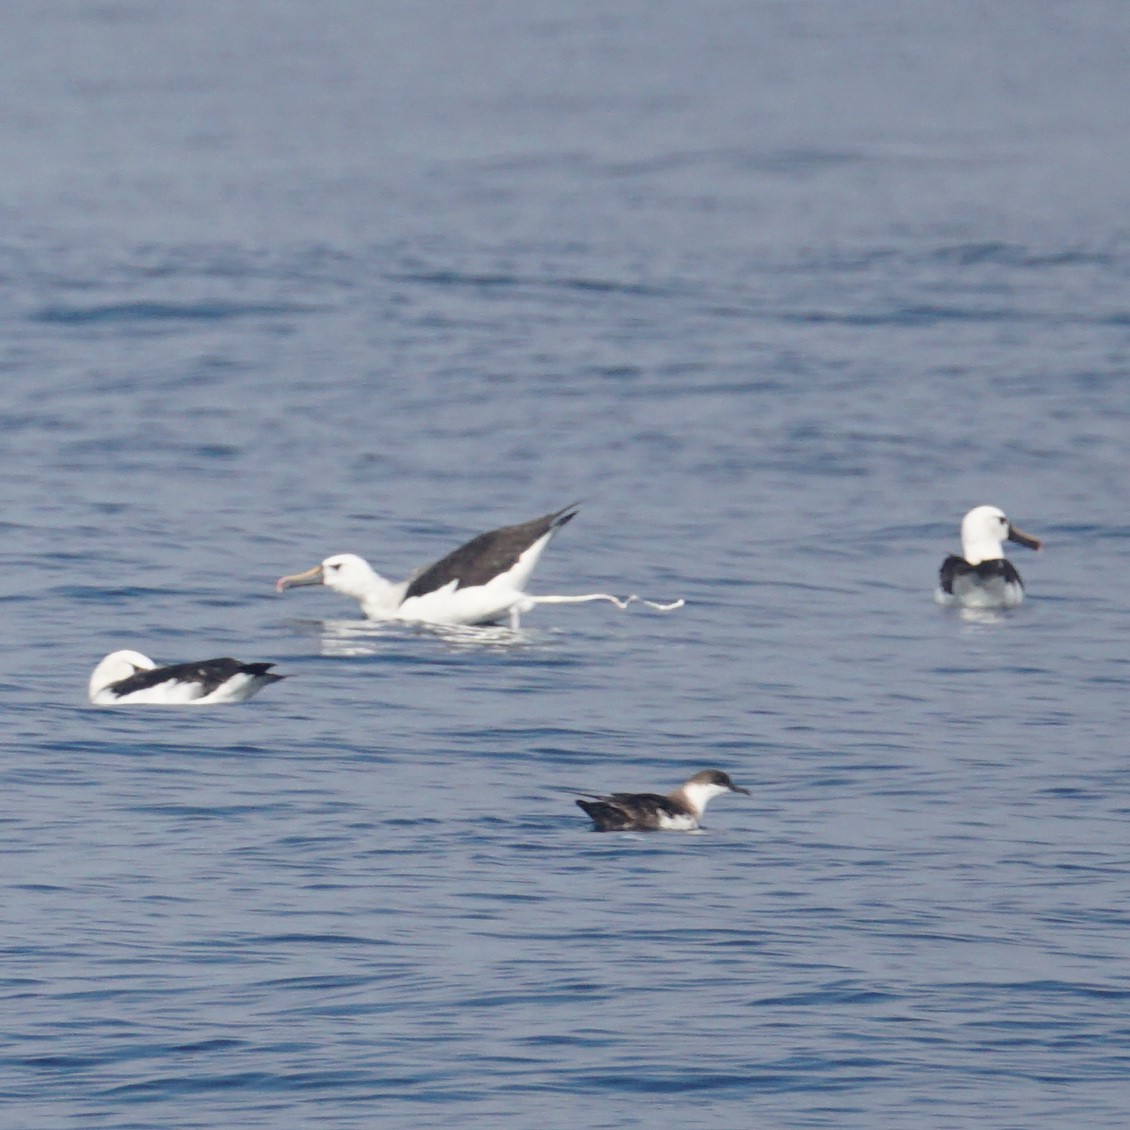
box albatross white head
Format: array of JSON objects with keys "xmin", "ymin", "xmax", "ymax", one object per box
[
  {"xmin": 88, "ymin": 650, "xmax": 156, "ymax": 700},
  {"xmin": 959, "ymin": 505, "xmax": 1043, "ymax": 565},
  {"xmin": 276, "ymin": 553, "xmax": 402, "ymax": 618}
]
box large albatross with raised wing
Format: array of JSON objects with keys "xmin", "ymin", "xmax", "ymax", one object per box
[
  {"xmin": 276, "ymin": 504, "xmax": 682, "ymax": 627},
  {"xmin": 89, "ymin": 650, "xmax": 285, "ymax": 705},
  {"xmin": 934, "ymin": 504, "xmax": 1043, "ymax": 609}
]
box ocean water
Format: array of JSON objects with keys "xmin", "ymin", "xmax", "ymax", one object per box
[{"xmin": 2, "ymin": 2, "xmax": 1130, "ymax": 1126}]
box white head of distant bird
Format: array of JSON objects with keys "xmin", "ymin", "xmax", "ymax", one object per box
[
  {"xmin": 960, "ymin": 505, "xmax": 1043, "ymax": 565},
  {"xmin": 88, "ymin": 649, "xmax": 156, "ymax": 700}
]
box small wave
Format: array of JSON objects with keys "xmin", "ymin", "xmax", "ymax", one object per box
[
  {"xmin": 783, "ymin": 303, "xmax": 1018, "ymax": 327},
  {"xmin": 30, "ymin": 300, "xmax": 319, "ymax": 325},
  {"xmin": 389, "ymin": 268, "xmax": 673, "ymax": 301}
]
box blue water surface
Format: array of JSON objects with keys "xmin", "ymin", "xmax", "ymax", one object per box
[{"xmin": 2, "ymin": 2, "xmax": 1130, "ymax": 1127}]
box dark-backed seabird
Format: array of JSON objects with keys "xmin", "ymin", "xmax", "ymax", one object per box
[
  {"xmin": 276, "ymin": 504, "xmax": 682, "ymax": 627},
  {"xmin": 89, "ymin": 650, "xmax": 286, "ymax": 705},
  {"xmin": 576, "ymin": 769, "xmax": 751, "ymax": 832},
  {"xmin": 935, "ymin": 505, "xmax": 1043, "ymax": 609}
]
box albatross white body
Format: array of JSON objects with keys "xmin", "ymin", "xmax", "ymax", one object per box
[
  {"xmin": 89, "ymin": 650, "xmax": 285, "ymax": 705},
  {"xmin": 286, "ymin": 544, "xmax": 552, "ymax": 625}
]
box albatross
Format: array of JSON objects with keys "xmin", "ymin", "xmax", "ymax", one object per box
[
  {"xmin": 576, "ymin": 769, "xmax": 751, "ymax": 832},
  {"xmin": 89, "ymin": 650, "xmax": 286, "ymax": 705},
  {"xmin": 935, "ymin": 504, "xmax": 1043, "ymax": 609},
  {"xmin": 276, "ymin": 504, "xmax": 682, "ymax": 627}
]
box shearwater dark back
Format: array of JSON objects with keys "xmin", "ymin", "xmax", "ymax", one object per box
[{"xmin": 2, "ymin": 3, "xmax": 1130, "ymax": 1127}]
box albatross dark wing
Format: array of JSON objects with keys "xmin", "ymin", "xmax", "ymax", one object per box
[
  {"xmin": 938, "ymin": 554, "xmax": 966, "ymax": 596},
  {"xmin": 939, "ymin": 555, "xmax": 1023, "ymax": 595},
  {"xmin": 404, "ymin": 504, "xmax": 579, "ymax": 600},
  {"xmin": 109, "ymin": 658, "xmax": 281, "ymax": 698}
]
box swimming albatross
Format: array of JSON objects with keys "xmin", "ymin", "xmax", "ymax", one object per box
[
  {"xmin": 935, "ymin": 504, "xmax": 1043, "ymax": 609},
  {"xmin": 276, "ymin": 504, "xmax": 682, "ymax": 627},
  {"xmin": 89, "ymin": 650, "xmax": 286, "ymax": 705},
  {"xmin": 576, "ymin": 769, "xmax": 751, "ymax": 832}
]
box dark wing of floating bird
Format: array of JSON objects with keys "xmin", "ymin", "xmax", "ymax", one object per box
[
  {"xmin": 576, "ymin": 792, "xmax": 686, "ymax": 832},
  {"xmin": 404, "ymin": 503, "xmax": 579, "ymax": 600},
  {"xmin": 938, "ymin": 555, "xmax": 1025, "ymax": 597},
  {"xmin": 110, "ymin": 658, "xmax": 282, "ymax": 698}
]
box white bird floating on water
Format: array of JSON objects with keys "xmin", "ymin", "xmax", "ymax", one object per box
[
  {"xmin": 576, "ymin": 769, "xmax": 751, "ymax": 832},
  {"xmin": 89, "ymin": 650, "xmax": 286, "ymax": 705},
  {"xmin": 934, "ymin": 504, "xmax": 1043, "ymax": 609},
  {"xmin": 276, "ymin": 504, "xmax": 683, "ymax": 628}
]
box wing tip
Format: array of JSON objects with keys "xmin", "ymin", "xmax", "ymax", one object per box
[{"xmin": 552, "ymin": 501, "xmax": 582, "ymax": 529}]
